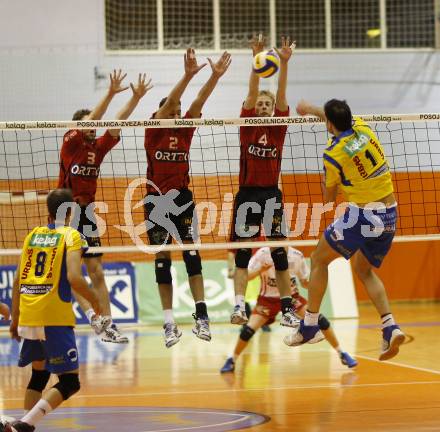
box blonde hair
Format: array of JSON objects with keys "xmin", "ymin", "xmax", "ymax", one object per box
[{"xmin": 258, "ymin": 90, "xmax": 275, "ymax": 105}]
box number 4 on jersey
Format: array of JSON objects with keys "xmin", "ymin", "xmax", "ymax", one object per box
[{"xmin": 258, "ymin": 134, "xmax": 267, "ymax": 146}]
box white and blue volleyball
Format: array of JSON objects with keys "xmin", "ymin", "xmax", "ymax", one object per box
[{"xmin": 252, "ymin": 50, "xmax": 280, "ymax": 78}]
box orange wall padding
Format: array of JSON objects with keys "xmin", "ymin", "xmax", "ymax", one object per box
[{"xmin": 1, "ymin": 172, "xmax": 439, "ymax": 300}]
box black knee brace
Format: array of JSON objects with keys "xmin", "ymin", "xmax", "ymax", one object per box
[
  {"xmin": 27, "ymin": 369, "xmax": 50, "ymax": 393},
  {"xmin": 53, "ymin": 373, "xmax": 80, "ymax": 401},
  {"xmin": 155, "ymin": 258, "xmax": 172, "ymax": 284},
  {"xmin": 183, "ymin": 250, "xmax": 202, "ymax": 277},
  {"xmin": 235, "ymin": 248, "xmax": 252, "ymax": 269},
  {"xmin": 271, "ymin": 247, "xmax": 288, "ymax": 271},
  {"xmin": 318, "ymin": 314, "xmax": 330, "ymax": 331},
  {"xmin": 239, "ymin": 325, "xmax": 255, "ymax": 342}
]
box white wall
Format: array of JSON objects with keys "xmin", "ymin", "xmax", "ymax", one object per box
[{"xmin": 1, "ymin": 0, "xmax": 440, "ymax": 123}]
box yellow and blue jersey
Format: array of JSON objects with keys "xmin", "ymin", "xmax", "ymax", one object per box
[
  {"xmin": 323, "ymin": 117, "xmax": 393, "ymax": 203},
  {"xmin": 17, "ymin": 225, "xmax": 87, "ymax": 327}
]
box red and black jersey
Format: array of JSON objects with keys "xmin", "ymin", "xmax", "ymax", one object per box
[
  {"xmin": 144, "ymin": 112, "xmax": 196, "ymax": 194},
  {"xmin": 239, "ymin": 106, "xmax": 289, "ymax": 187},
  {"xmin": 57, "ymin": 130, "xmax": 120, "ymax": 204}
]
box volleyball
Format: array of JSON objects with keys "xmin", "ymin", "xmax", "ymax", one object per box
[{"xmin": 252, "ymin": 50, "xmax": 280, "ymax": 78}]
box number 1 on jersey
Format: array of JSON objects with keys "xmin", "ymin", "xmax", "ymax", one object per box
[{"xmin": 365, "ymin": 149, "xmax": 377, "ymax": 167}]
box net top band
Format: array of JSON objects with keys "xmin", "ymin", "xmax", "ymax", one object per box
[{"xmin": 1, "ymin": 113, "xmax": 439, "ymax": 130}]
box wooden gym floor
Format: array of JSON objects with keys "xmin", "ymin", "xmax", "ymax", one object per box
[{"xmin": 1, "ymin": 302, "xmax": 439, "ymax": 431}]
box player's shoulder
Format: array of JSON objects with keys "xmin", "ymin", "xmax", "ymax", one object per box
[
  {"xmin": 256, "ymin": 247, "xmax": 271, "ymax": 257},
  {"xmin": 64, "ymin": 129, "xmax": 81, "ymax": 142},
  {"xmin": 59, "ymin": 227, "xmax": 88, "ymax": 250},
  {"xmin": 288, "ymin": 247, "xmax": 304, "ymax": 259},
  {"xmin": 240, "ymin": 104, "xmax": 256, "ymax": 118},
  {"xmin": 352, "ymin": 116, "xmax": 372, "ymax": 131}
]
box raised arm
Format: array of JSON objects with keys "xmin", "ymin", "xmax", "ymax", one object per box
[
  {"xmin": 296, "ymin": 99, "xmax": 326, "ymax": 121},
  {"xmin": 188, "ymin": 51, "xmax": 231, "ymax": 118},
  {"xmin": 243, "ymin": 34, "xmax": 265, "ymax": 110},
  {"xmin": 155, "ymin": 48, "xmax": 207, "ymax": 119},
  {"xmin": 274, "ymin": 37, "xmax": 295, "ymax": 112},
  {"xmin": 86, "ymin": 69, "xmax": 129, "ymax": 120},
  {"xmin": 108, "ymin": 73, "xmax": 153, "ymax": 137}
]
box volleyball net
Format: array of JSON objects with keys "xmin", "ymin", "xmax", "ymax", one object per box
[{"xmin": 1, "ymin": 113, "xmax": 440, "ymax": 264}]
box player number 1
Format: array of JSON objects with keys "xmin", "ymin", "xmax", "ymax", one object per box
[{"xmin": 365, "ymin": 149, "xmax": 377, "ymax": 167}]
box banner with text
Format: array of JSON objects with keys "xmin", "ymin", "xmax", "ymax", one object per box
[{"xmin": 0, "ymin": 262, "xmax": 138, "ymax": 326}]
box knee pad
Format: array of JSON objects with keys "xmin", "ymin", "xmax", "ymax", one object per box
[
  {"xmin": 27, "ymin": 369, "xmax": 50, "ymax": 393},
  {"xmin": 235, "ymin": 248, "xmax": 252, "ymax": 269},
  {"xmin": 155, "ymin": 258, "xmax": 172, "ymax": 284},
  {"xmin": 318, "ymin": 314, "xmax": 330, "ymax": 331},
  {"xmin": 183, "ymin": 250, "xmax": 202, "ymax": 277},
  {"xmin": 271, "ymin": 247, "xmax": 288, "ymax": 271},
  {"xmin": 53, "ymin": 373, "xmax": 80, "ymax": 401},
  {"xmin": 239, "ymin": 325, "xmax": 255, "ymax": 342}
]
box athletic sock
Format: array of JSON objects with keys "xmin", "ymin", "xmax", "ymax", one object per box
[
  {"xmin": 381, "ymin": 313, "xmax": 395, "ymax": 329},
  {"xmin": 85, "ymin": 308, "xmax": 95, "ymax": 324},
  {"xmin": 163, "ymin": 309, "xmax": 175, "ymax": 324},
  {"xmin": 235, "ymin": 295, "xmax": 245, "ymax": 311},
  {"xmin": 195, "ymin": 301, "xmax": 208, "ymax": 318},
  {"xmin": 21, "ymin": 399, "xmax": 52, "ymax": 426},
  {"xmin": 304, "ymin": 310, "xmax": 319, "ymax": 326},
  {"xmin": 280, "ymin": 296, "xmax": 293, "ymax": 314}
]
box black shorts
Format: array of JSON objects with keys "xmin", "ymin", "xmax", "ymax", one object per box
[
  {"xmin": 144, "ymin": 188, "xmax": 198, "ymax": 245},
  {"xmin": 72, "ymin": 205, "xmax": 102, "ymax": 258},
  {"xmin": 230, "ymin": 186, "xmax": 286, "ymax": 240}
]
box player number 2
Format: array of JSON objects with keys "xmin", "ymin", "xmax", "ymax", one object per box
[
  {"xmin": 35, "ymin": 251, "xmax": 47, "ymax": 277},
  {"xmin": 169, "ymin": 137, "xmax": 178, "ymax": 149},
  {"xmin": 365, "ymin": 150, "xmax": 377, "ymax": 167}
]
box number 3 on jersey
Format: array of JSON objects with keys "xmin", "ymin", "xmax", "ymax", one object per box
[{"xmin": 87, "ymin": 152, "xmax": 96, "ymax": 165}]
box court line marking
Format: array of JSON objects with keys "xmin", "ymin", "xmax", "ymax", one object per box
[
  {"xmin": 142, "ymin": 416, "xmax": 252, "ymax": 432},
  {"xmin": 1, "ymin": 409, "xmax": 263, "ymax": 432},
  {"xmin": 3, "ymin": 380, "xmax": 440, "ymax": 402},
  {"xmin": 357, "ymin": 354, "xmax": 440, "ymax": 375}
]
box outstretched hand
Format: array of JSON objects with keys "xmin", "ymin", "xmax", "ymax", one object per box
[
  {"xmin": 0, "ymin": 302, "xmax": 10, "ymax": 321},
  {"xmin": 108, "ymin": 69, "xmax": 129, "ymax": 95},
  {"xmin": 274, "ymin": 37, "xmax": 295, "ymax": 63},
  {"xmin": 184, "ymin": 48, "xmax": 207, "ymax": 77},
  {"xmin": 296, "ymin": 99, "xmax": 313, "ymax": 116},
  {"xmin": 130, "ymin": 73, "xmax": 153, "ymax": 99},
  {"xmin": 250, "ymin": 33, "xmax": 266, "ymax": 56},
  {"xmin": 9, "ymin": 320, "xmax": 20, "ymax": 342},
  {"xmin": 208, "ymin": 51, "xmax": 232, "ymax": 78}
]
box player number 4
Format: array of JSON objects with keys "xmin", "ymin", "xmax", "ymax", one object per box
[{"xmin": 258, "ymin": 134, "xmax": 267, "ymax": 146}]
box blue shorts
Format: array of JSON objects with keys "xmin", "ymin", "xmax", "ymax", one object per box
[
  {"xmin": 324, "ymin": 204, "xmax": 397, "ymax": 268},
  {"xmin": 18, "ymin": 326, "xmax": 79, "ymax": 374}
]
